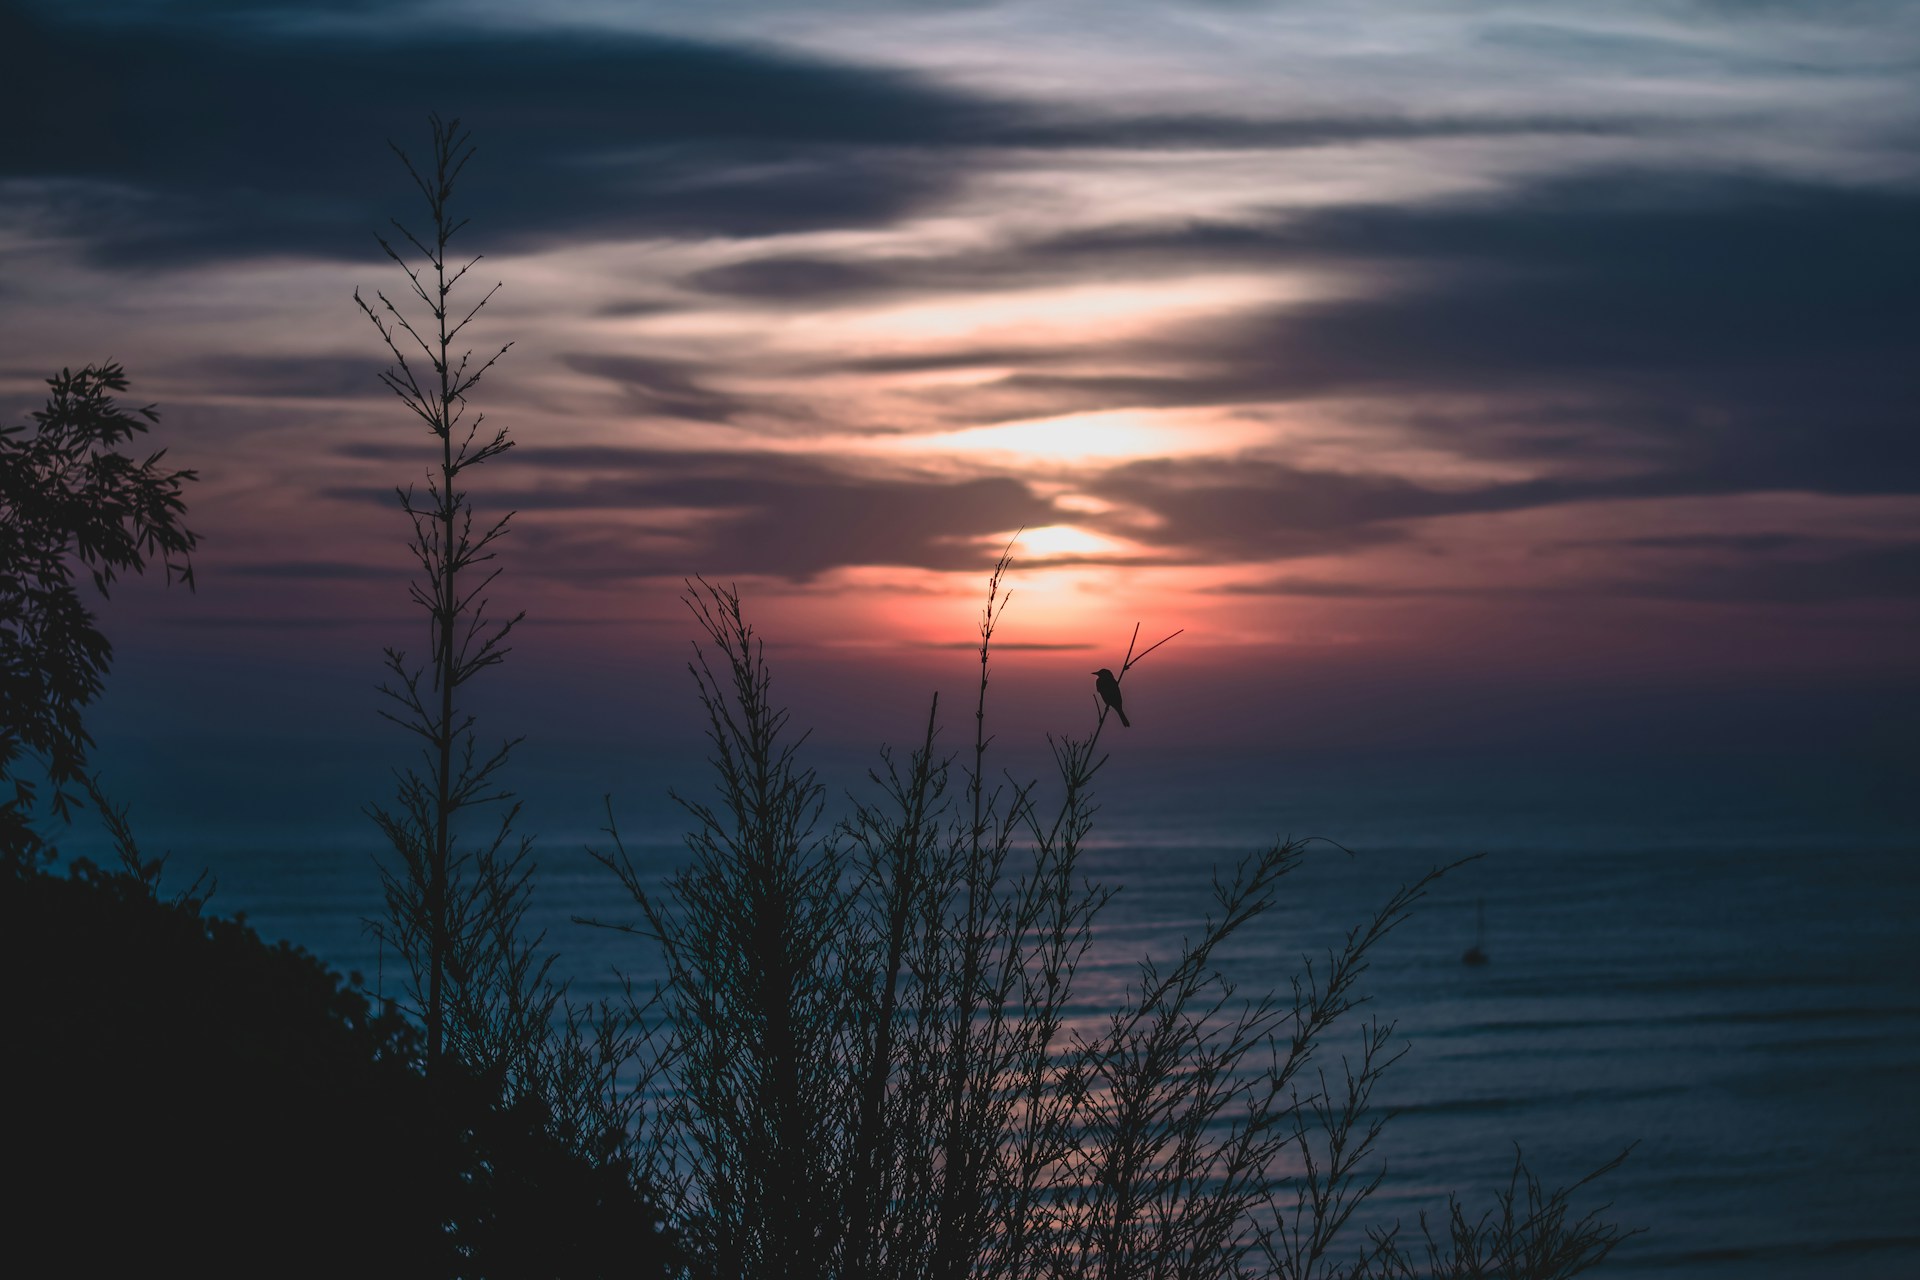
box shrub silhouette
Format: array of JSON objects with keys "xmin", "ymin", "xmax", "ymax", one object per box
[
  {"xmin": 592, "ymin": 565, "xmax": 1634, "ymax": 1279},
  {"xmin": 0, "ymin": 363, "xmax": 196, "ymax": 864}
]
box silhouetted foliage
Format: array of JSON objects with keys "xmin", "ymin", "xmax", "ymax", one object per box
[
  {"xmin": 1354, "ymin": 1146, "xmax": 1636, "ymax": 1280},
  {"xmin": 592, "ymin": 562, "xmax": 1634, "ymax": 1279},
  {"xmin": 0, "ymin": 363, "xmax": 196, "ymax": 865}
]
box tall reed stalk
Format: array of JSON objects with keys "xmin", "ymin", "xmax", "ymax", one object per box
[{"xmin": 355, "ymin": 113, "xmax": 550, "ymax": 1091}]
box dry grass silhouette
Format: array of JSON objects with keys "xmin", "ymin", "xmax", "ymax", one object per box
[{"xmin": 585, "ymin": 551, "xmax": 1634, "ymax": 1278}]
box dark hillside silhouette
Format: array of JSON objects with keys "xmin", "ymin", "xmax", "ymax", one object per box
[
  {"xmin": 5, "ymin": 851, "xmax": 453, "ymax": 1275},
  {"xmin": 2, "ymin": 845, "xmax": 678, "ymax": 1278}
]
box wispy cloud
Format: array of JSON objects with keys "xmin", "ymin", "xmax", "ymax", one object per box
[{"xmin": 330, "ymin": 444, "xmax": 1059, "ymax": 579}]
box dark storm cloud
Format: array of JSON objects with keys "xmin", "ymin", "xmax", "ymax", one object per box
[
  {"xmin": 564, "ymin": 355, "xmax": 772, "ymax": 426},
  {"xmin": 159, "ymin": 613, "xmax": 404, "ymax": 630},
  {"xmin": 188, "ymin": 355, "xmax": 380, "ymax": 399},
  {"xmin": 988, "ymin": 111, "xmax": 1646, "ymax": 152},
  {"xmin": 1044, "ymin": 169, "xmax": 1920, "ymax": 297},
  {"xmin": 1578, "ymin": 533, "xmax": 1821, "ymax": 553},
  {"xmin": 63, "ymin": 0, "xmax": 399, "ymax": 12},
  {"xmin": 1476, "ymin": 20, "xmax": 1788, "ymax": 76},
  {"xmin": 961, "ymin": 173, "xmax": 1920, "ymax": 498},
  {"xmin": 1216, "ymin": 537, "xmax": 1920, "ymax": 605},
  {"xmin": 0, "ymin": 2, "xmax": 997, "ymax": 261},
  {"xmin": 685, "ymin": 247, "xmax": 1059, "ymax": 303},
  {"xmin": 1209, "ymin": 577, "xmax": 1438, "ymax": 598},
  {"xmin": 689, "ymin": 257, "xmax": 915, "ymax": 302},
  {"xmin": 226, "ymin": 558, "xmax": 409, "ymax": 580},
  {"xmin": 1084, "ymin": 445, "xmax": 1914, "ymax": 565},
  {"xmin": 1625, "ymin": 540, "xmax": 1920, "ymax": 603},
  {"xmin": 1085, "ymin": 459, "xmax": 1440, "ymax": 559},
  {"xmin": 1075, "ymin": 453, "xmax": 1721, "ymax": 560},
  {"xmin": 837, "ymin": 347, "xmax": 1066, "ymax": 374},
  {"xmin": 328, "ymin": 444, "xmax": 1059, "ymax": 580},
  {"xmin": 0, "ymin": 2, "xmax": 1651, "ymax": 265}
]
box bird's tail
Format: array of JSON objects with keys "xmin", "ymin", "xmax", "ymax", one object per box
[{"xmin": 1117, "ymin": 707, "xmax": 1131, "ymax": 728}]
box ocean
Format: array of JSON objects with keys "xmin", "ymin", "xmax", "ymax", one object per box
[{"xmin": 63, "ymin": 740, "xmax": 1920, "ymax": 1277}]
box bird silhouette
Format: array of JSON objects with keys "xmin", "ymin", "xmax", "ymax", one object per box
[{"xmin": 1092, "ymin": 668, "xmax": 1130, "ymax": 727}]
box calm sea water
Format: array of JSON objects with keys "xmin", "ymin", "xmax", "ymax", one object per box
[{"xmin": 65, "ymin": 743, "xmax": 1920, "ymax": 1277}]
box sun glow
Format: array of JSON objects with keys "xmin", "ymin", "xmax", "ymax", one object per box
[
  {"xmin": 1011, "ymin": 524, "xmax": 1131, "ymax": 559},
  {"xmin": 821, "ymin": 275, "xmax": 1280, "ymax": 347},
  {"xmin": 881, "ymin": 408, "xmax": 1270, "ymax": 466}
]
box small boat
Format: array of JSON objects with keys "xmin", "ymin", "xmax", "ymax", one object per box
[{"xmin": 1462, "ymin": 897, "xmax": 1489, "ymax": 966}]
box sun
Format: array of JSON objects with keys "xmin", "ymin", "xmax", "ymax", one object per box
[{"xmin": 1012, "ymin": 524, "xmax": 1130, "ymax": 559}]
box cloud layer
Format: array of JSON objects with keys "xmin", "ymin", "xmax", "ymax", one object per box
[{"xmin": 3, "ymin": 0, "xmax": 1915, "ymax": 691}]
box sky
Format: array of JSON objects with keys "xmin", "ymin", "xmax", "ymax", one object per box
[{"xmin": 3, "ymin": 0, "xmax": 1916, "ymax": 769}]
